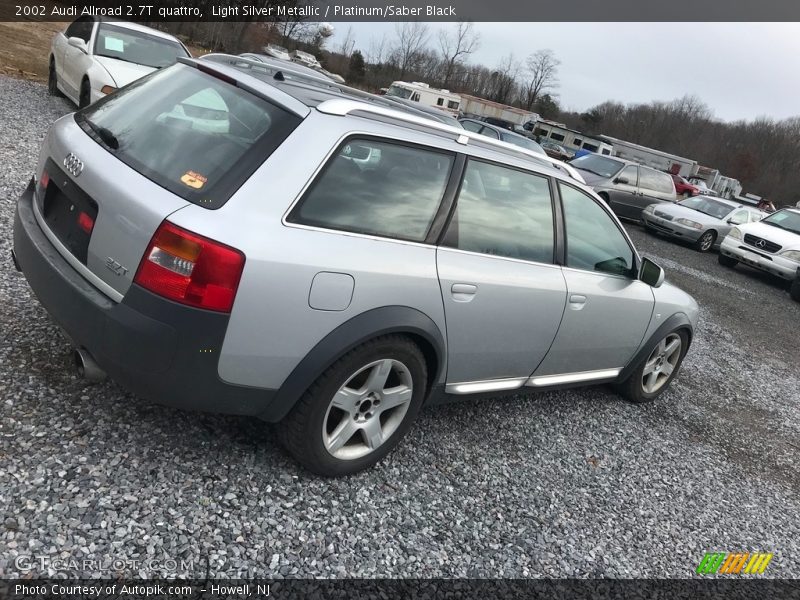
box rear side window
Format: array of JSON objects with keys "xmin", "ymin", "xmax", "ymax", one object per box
[
  {"xmin": 288, "ymin": 138, "xmax": 454, "ymax": 242},
  {"xmin": 640, "ymin": 168, "xmax": 674, "ymax": 194},
  {"xmin": 442, "ymin": 160, "xmax": 554, "ymax": 263},
  {"xmin": 76, "ymin": 64, "xmax": 301, "ymax": 209}
]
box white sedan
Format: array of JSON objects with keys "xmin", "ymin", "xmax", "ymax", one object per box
[{"xmin": 49, "ymin": 17, "xmax": 190, "ymax": 107}]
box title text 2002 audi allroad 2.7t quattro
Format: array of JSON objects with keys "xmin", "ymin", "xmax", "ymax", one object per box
[{"xmin": 12, "ymin": 55, "xmax": 699, "ymax": 476}]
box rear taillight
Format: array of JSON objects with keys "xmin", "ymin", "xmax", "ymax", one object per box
[{"xmin": 134, "ymin": 221, "xmax": 245, "ymax": 313}]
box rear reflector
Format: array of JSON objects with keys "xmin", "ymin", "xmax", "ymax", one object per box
[
  {"xmin": 77, "ymin": 211, "xmax": 94, "ymax": 234},
  {"xmin": 134, "ymin": 221, "xmax": 245, "ymax": 313}
]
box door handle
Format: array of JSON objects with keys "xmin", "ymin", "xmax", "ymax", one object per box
[
  {"xmin": 568, "ymin": 294, "xmax": 587, "ymax": 310},
  {"xmin": 451, "ymin": 283, "xmax": 477, "ymax": 302}
]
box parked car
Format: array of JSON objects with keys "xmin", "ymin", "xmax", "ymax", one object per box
[
  {"xmin": 290, "ymin": 49, "xmax": 320, "ymax": 69},
  {"xmin": 13, "ymin": 56, "xmax": 698, "ymax": 476},
  {"xmin": 263, "ymin": 44, "xmax": 291, "ymax": 61},
  {"xmin": 49, "ymin": 17, "xmax": 190, "ymax": 107},
  {"xmin": 643, "ymin": 196, "xmax": 766, "ymax": 252},
  {"xmin": 459, "ymin": 119, "xmax": 547, "ymax": 156},
  {"xmin": 540, "ymin": 140, "xmax": 573, "ymax": 161},
  {"xmin": 671, "ymin": 173, "xmax": 701, "ymax": 198},
  {"xmin": 719, "ymin": 208, "xmax": 800, "ymax": 290},
  {"xmin": 571, "ymin": 154, "xmax": 677, "ymax": 221}
]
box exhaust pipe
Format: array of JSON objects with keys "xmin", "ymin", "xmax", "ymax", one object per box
[{"xmin": 74, "ymin": 348, "xmax": 106, "ymax": 382}]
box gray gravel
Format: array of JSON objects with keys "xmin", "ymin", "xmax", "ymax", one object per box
[{"xmin": 1, "ymin": 75, "xmax": 799, "ymax": 579}]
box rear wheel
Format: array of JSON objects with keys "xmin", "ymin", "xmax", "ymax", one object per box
[
  {"xmin": 279, "ymin": 335, "xmax": 427, "ymax": 476},
  {"xmin": 718, "ymin": 253, "xmax": 737, "ymax": 268},
  {"xmin": 694, "ymin": 230, "xmax": 716, "ymax": 252},
  {"xmin": 79, "ymin": 78, "xmax": 91, "ymax": 108},
  {"xmin": 615, "ymin": 330, "xmax": 688, "ymax": 403},
  {"xmin": 47, "ymin": 58, "xmax": 63, "ymax": 97}
]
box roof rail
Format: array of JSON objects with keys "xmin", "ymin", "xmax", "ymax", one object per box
[
  {"xmin": 200, "ymin": 53, "xmax": 343, "ymax": 89},
  {"xmin": 317, "ymin": 98, "xmax": 585, "ymax": 184}
]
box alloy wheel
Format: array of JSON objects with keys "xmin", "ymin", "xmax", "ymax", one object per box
[
  {"xmin": 641, "ymin": 333, "xmax": 682, "ymax": 394},
  {"xmin": 322, "ymin": 359, "xmax": 413, "ymax": 460},
  {"xmin": 699, "ymin": 231, "xmax": 715, "ymax": 251}
]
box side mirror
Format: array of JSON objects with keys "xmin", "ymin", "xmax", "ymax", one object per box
[
  {"xmin": 68, "ymin": 37, "xmax": 88, "ymax": 53},
  {"xmin": 613, "ymin": 177, "xmax": 629, "ymax": 185},
  {"xmin": 639, "ymin": 257, "xmax": 665, "ymax": 288}
]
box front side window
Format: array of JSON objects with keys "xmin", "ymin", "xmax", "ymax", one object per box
[
  {"xmin": 66, "ymin": 17, "xmax": 94, "ymax": 42},
  {"xmin": 460, "ymin": 120, "xmax": 482, "ymax": 133},
  {"xmin": 479, "ymin": 126, "xmax": 500, "ymax": 139},
  {"xmin": 289, "ymin": 139, "xmax": 454, "ymax": 242},
  {"xmin": 77, "ymin": 63, "xmax": 300, "ymax": 209},
  {"xmin": 560, "ymin": 184, "xmax": 635, "ymax": 276},
  {"xmin": 619, "ymin": 165, "xmax": 638, "ymax": 186},
  {"xmin": 94, "ymin": 24, "xmax": 188, "ymax": 69},
  {"xmin": 442, "ymin": 160, "xmax": 554, "ymax": 263}
]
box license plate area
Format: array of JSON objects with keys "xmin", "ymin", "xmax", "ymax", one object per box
[{"xmin": 41, "ymin": 158, "xmax": 98, "ymax": 264}]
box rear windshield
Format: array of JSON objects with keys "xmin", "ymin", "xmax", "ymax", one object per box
[{"xmin": 76, "ymin": 63, "xmax": 301, "ymax": 209}]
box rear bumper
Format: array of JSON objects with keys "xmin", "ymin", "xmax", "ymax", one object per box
[
  {"xmin": 12, "ymin": 179, "xmax": 277, "ymax": 417},
  {"xmin": 720, "ymin": 236, "xmax": 799, "ymax": 280}
]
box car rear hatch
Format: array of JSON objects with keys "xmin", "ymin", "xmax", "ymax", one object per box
[{"xmin": 34, "ymin": 61, "xmax": 303, "ymax": 301}]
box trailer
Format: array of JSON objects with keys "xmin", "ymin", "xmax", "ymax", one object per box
[
  {"xmin": 597, "ymin": 135, "xmax": 696, "ymax": 176},
  {"xmin": 385, "ymin": 81, "xmax": 461, "ymax": 115},
  {"xmin": 532, "ymin": 120, "xmax": 613, "ymax": 155},
  {"xmin": 458, "ymin": 94, "xmax": 539, "ymax": 129}
]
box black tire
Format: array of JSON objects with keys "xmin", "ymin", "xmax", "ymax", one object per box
[
  {"xmin": 278, "ymin": 335, "xmax": 428, "ymax": 477},
  {"xmin": 694, "ymin": 230, "xmax": 717, "ymax": 253},
  {"xmin": 718, "ymin": 253, "xmax": 737, "ymax": 268},
  {"xmin": 790, "ymin": 274, "xmax": 800, "ymax": 302},
  {"xmin": 79, "ymin": 78, "xmax": 91, "ymax": 108},
  {"xmin": 47, "ymin": 58, "xmax": 63, "ymax": 97},
  {"xmin": 615, "ymin": 329, "xmax": 689, "ymax": 404}
]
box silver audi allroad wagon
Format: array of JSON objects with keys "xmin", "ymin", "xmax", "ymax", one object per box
[{"xmin": 12, "ymin": 55, "xmax": 699, "ymax": 476}]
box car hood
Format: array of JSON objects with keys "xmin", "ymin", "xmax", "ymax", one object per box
[
  {"xmin": 94, "ymin": 56, "xmax": 156, "ymax": 87},
  {"xmin": 573, "ymin": 169, "xmax": 608, "ymax": 186},
  {"xmin": 738, "ymin": 221, "xmax": 800, "ymax": 249},
  {"xmin": 653, "ymin": 204, "xmax": 723, "ymax": 225}
]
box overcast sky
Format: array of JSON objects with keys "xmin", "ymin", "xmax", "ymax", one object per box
[{"xmin": 327, "ymin": 22, "xmax": 800, "ymax": 122}]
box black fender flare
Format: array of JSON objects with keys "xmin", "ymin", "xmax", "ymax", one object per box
[
  {"xmin": 617, "ymin": 312, "xmax": 694, "ymax": 382},
  {"xmin": 260, "ymin": 306, "xmax": 446, "ymax": 422}
]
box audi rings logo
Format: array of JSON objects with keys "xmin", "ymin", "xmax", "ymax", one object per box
[
  {"xmin": 756, "ymin": 239, "xmax": 767, "ymax": 248},
  {"xmin": 63, "ymin": 153, "xmax": 84, "ymax": 177}
]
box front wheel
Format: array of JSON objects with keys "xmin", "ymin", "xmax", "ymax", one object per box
[
  {"xmin": 790, "ymin": 274, "xmax": 800, "ymax": 302},
  {"xmin": 279, "ymin": 336, "xmax": 428, "ymax": 476},
  {"xmin": 694, "ymin": 230, "xmax": 717, "ymax": 252},
  {"xmin": 615, "ymin": 330, "xmax": 688, "ymax": 403},
  {"xmin": 47, "ymin": 59, "xmax": 63, "ymax": 97},
  {"xmin": 79, "ymin": 78, "xmax": 91, "ymax": 108}
]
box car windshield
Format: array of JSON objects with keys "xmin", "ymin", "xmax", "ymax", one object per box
[
  {"xmin": 94, "ymin": 23, "xmax": 188, "ymax": 69},
  {"xmin": 387, "ymin": 85, "xmax": 413, "ymax": 100},
  {"xmin": 75, "ymin": 63, "xmax": 300, "ymax": 209},
  {"xmin": 570, "ymin": 155, "xmax": 624, "ymax": 178},
  {"xmin": 500, "ymin": 132, "xmax": 545, "ymax": 155},
  {"xmin": 678, "ymin": 196, "xmax": 735, "ymax": 219},
  {"xmin": 762, "ymin": 209, "xmax": 800, "ymax": 235}
]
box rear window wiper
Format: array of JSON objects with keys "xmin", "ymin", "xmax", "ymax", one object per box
[{"xmin": 84, "ymin": 119, "xmax": 119, "ymax": 150}]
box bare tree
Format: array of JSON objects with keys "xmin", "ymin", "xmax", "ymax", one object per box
[
  {"xmin": 336, "ymin": 26, "xmax": 356, "ymax": 59},
  {"xmin": 392, "ymin": 22, "xmax": 430, "ymax": 79},
  {"xmin": 522, "ymin": 49, "xmax": 560, "ymax": 111},
  {"xmin": 489, "ymin": 53, "xmax": 520, "ymax": 104},
  {"xmin": 367, "ymin": 34, "xmax": 388, "ymax": 65},
  {"xmin": 438, "ymin": 22, "xmax": 480, "ymax": 89}
]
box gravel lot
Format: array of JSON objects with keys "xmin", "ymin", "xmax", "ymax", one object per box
[{"xmin": 1, "ymin": 75, "xmax": 799, "ymax": 579}]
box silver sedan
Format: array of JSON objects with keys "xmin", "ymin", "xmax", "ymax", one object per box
[{"xmin": 642, "ymin": 196, "xmax": 766, "ymax": 252}]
